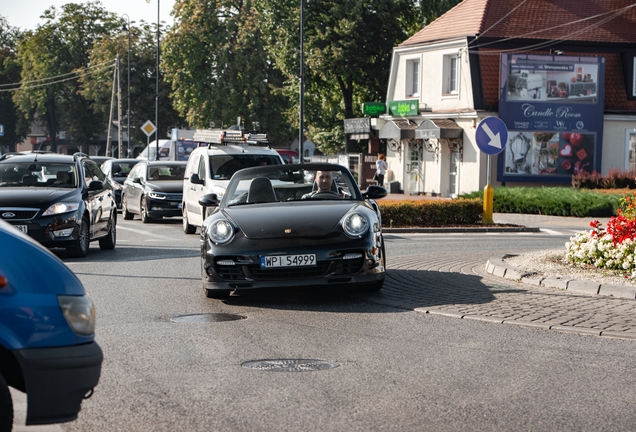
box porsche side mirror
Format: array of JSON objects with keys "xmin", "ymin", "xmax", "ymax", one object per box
[
  {"xmin": 199, "ymin": 193, "xmax": 220, "ymax": 208},
  {"xmin": 362, "ymin": 185, "xmax": 388, "ymax": 200}
]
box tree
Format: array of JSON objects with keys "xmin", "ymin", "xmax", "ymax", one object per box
[
  {"xmin": 81, "ymin": 20, "xmax": 186, "ymax": 149},
  {"xmin": 0, "ymin": 16, "xmax": 28, "ymax": 152},
  {"xmin": 13, "ymin": 2, "xmax": 120, "ymax": 152},
  {"xmin": 259, "ymin": 0, "xmax": 419, "ymax": 153},
  {"xmin": 162, "ymin": 0, "xmax": 293, "ymax": 146}
]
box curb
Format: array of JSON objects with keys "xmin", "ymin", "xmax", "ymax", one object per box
[
  {"xmin": 383, "ymin": 226, "xmax": 541, "ymax": 234},
  {"xmin": 485, "ymin": 256, "xmax": 636, "ymax": 300}
]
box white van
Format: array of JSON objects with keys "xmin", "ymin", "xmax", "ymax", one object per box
[
  {"xmin": 182, "ymin": 129, "xmax": 284, "ymax": 233},
  {"xmin": 137, "ymin": 139, "xmax": 198, "ymax": 161}
]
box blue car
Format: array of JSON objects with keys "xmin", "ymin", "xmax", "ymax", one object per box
[{"xmin": 0, "ymin": 219, "xmax": 102, "ymax": 429}]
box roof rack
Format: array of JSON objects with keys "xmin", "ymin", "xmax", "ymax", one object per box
[{"xmin": 192, "ymin": 128, "xmax": 271, "ymax": 148}]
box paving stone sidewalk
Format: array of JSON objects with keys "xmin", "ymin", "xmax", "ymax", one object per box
[{"xmin": 358, "ymin": 253, "xmax": 636, "ymax": 339}]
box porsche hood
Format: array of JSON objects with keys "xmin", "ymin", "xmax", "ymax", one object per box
[{"xmin": 224, "ymin": 202, "xmax": 364, "ymax": 239}]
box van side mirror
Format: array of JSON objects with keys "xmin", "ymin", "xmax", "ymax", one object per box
[{"xmin": 190, "ymin": 173, "xmax": 204, "ymax": 185}]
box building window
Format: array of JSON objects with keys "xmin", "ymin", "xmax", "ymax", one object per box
[
  {"xmin": 627, "ymin": 131, "xmax": 636, "ymax": 171},
  {"xmin": 443, "ymin": 54, "xmax": 459, "ymax": 95},
  {"xmin": 406, "ymin": 59, "xmax": 420, "ymax": 97}
]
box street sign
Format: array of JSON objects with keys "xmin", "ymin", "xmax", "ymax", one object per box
[
  {"xmin": 476, "ymin": 116, "xmax": 508, "ymax": 155},
  {"xmin": 0, "ymin": 124, "xmax": 4, "ymax": 137},
  {"xmin": 141, "ymin": 120, "xmax": 156, "ymax": 137}
]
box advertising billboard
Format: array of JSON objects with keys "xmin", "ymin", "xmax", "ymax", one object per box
[{"xmin": 497, "ymin": 54, "xmax": 605, "ymax": 183}]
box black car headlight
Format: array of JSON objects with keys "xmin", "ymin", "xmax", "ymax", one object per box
[
  {"xmin": 209, "ymin": 219, "xmax": 235, "ymax": 244},
  {"xmin": 149, "ymin": 192, "xmax": 166, "ymax": 199},
  {"xmin": 342, "ymin": 213, "xmax": 370, "ymax": 238},
  {"xmin": 42, "ymin": 202, "xmax": 80, "ymax": 216}
]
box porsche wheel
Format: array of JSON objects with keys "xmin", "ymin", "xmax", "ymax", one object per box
[
  {"xmin": 122, "ymin": 194, "xmax": 134, "ymax": 220},
  {"xmin": 67, "ymin": 217, "xmax": 90, "ymax": 258},
  {"xmin": 140, "ymin": 197, "xmax": 153, "ymax": 223}
]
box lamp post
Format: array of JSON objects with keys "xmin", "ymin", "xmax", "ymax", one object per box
[
  {"xmin": 121, "ymin": 14, "xmax": 131, "ymax": 158},
  {"xmin": 298, "ymin": 0, "xmax": 305, "ymax": 160},
  {"xmin": 146, "ymin": 0, "xmax": 160, "ymax": 160}
]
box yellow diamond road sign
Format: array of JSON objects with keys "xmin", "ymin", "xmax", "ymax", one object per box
[{"xmin": 141, "ymin": 120, "xmax": 156, "ymax": 137}]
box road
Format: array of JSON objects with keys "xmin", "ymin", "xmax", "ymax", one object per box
[{"xmin": 13, "ymin": 218, "xmax": 636, "ymax": 431}]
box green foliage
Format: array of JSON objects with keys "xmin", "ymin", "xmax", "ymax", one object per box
[
  {"xmin": 0, "ymin": 16, "xmax": 28, "ymax": 151},
  {"xmin": 377, "ymin": 199, "xmax": 483, "ymax": 227},
  {"xmin": 461, "ymin": 187, "xmax": 621, "ymax": 218},
  {"xmin": 259, "ymin": 0, "xmax": 417, "ymax": 153},
  {"xmin": 81, "ymin": 20, "xmax": 186, "ymax": 145},
  {"xmin": 162, "ymin": 0, "xmax": 293, "ymax": 145},
  {"xmin": 13, "ymin": 2, "xmax": 121, "ymax": 150}
]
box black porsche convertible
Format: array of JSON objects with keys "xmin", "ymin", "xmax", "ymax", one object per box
[{"xmin": 198, "ymin": 163, "xmax": 388, "ymax": 299}]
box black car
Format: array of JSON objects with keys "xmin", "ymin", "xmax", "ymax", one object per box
[
  {"xmin": 100, "ymin": 158, "xmax": 140, "ymax": 209},
  {"xmin": 121, "ymin": 160, "xmax": 187, "ymax": 223},
  {"xmin": 198, "ymin": 163, "xmax": 388, "ymax": 299},
  {"xmin": 0, "ymin": 152, "xmax": 117, "ymax": 257}
]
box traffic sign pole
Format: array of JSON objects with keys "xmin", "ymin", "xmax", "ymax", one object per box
[
  {"xmin": 484, "ymin": 156, "xmax": 494, "ymax": 224},
  {"xmin": 475, "ymin": 117, "xmax": 508, "ymax": 225}
]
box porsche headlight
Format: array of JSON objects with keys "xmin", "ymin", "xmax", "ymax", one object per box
[
  {"xmin": 209, "ymin": 219, "xmax": 235, "ymax": 244},
  {"xmin": 42, "ymin": 202, "xmax": 80, "ymax": 216},
  {"xmin": 342, "ymin": 213, "xmax": 369, "ymax": 238}
]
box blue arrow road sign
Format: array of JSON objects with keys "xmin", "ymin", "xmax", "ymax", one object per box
[{"xmin": 476, "ymin": 117, "xmax": 508, "ymax": 155}]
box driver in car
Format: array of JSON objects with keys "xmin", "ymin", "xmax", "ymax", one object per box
[{"xmin": 302, "ymin": 170, "xmax": 339, "ymax": 199}]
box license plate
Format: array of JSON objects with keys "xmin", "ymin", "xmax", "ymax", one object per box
[
  {"xmin": 261, "ymin": 254, "xmax": 316, "ymax": 268},
  {"xmin": 13, "ymin": 225, "xmax": 27, "ymax": 233},
  {"xmin": 177, "ymin": 203, "xmax": 182, "ymax": 209}
]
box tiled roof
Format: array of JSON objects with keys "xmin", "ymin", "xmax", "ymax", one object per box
[{"xmin": 401, "ymin": 0, "xmax": 636, "ymax": 46}]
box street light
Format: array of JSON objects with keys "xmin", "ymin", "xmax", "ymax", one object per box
[
  {"xmin": 299, "ymin": 0, "xmax": 305, "ymax": 160},
  {"xmin": 146, "ymin": 0, "xmax": 160, "ymax": 160},
  {"xmin": 121, "ymin": 14, "xmax": 131, "ymax": 158}
]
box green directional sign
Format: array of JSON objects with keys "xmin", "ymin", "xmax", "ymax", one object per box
[
  {"xmin": 362, "ymin": 102, "xmax": 386, "ymax": 116},
  {"xmin": 388, "ymin": 100, "xmax": 418, "ymax": 117}
]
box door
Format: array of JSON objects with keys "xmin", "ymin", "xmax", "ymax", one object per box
[
  {"xmin": 125, "ymin": 163, "xmax": 145, "ymax": 213},
  {"xmin": 449, "ymin": 152, "xmax": 459, "ymax": 198},
  {"xmin": 83, "ymin": 160, "xmax": 113, "ymax": 237},
  {"xmin": 185, "ymin": 153, "xmax": 207, "ymax": 227},
  {"xmin": 406, "ymin": 143, "xmax": 420, "ymax": 195}
]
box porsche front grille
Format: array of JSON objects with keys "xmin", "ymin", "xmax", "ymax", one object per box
[{"xmin": 214, "ymin": 256, "xmax": 365, "ymax": 281}]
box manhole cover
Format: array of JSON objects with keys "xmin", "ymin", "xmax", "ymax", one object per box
[
  {"xmin": 170, "ymin": 313, "xmax": 246, "ymax": 323},
  {"xmin": 242, "ymin": 359, "xmax": 340, "ymax": 372}
]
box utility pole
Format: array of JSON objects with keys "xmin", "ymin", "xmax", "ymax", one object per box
[
  {"xmin": 117, "ymin": 55, "xmax": 123, "ymax": 159},
  {"xmin": 106, "ymin": 57, "xmax": 117, "ymax": 157}
]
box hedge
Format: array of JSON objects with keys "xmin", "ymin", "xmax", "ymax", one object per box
[{"xmin": 377, "ymin": 199, "xmax": 483, "ymax": 227}]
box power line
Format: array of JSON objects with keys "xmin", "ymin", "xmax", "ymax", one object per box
[
  {"xmin": 0, "ymin": 58, "xmax": 116, "ymax": 91},
  {"xmin": 468, "ymin": 3, "xmax": 636, "ymax": 52}
]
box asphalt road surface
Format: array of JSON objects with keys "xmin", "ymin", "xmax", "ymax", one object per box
[{"xmin": 13, "ymin": 218, "xmax": 636, "ymax": 431}]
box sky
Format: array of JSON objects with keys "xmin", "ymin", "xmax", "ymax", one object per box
[{"xmin": 2, "ymin": 0, "xmax": 176, "ymax": 31}]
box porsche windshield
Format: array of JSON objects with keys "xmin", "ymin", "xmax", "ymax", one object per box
[{"xmin": 223, "ymin": 165, "xmax": 359, "ymax": 206}]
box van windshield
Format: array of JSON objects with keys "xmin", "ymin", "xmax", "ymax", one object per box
[{"xmin": 209, "ymin": 155, "xmax": 282, "ymax": 180}]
